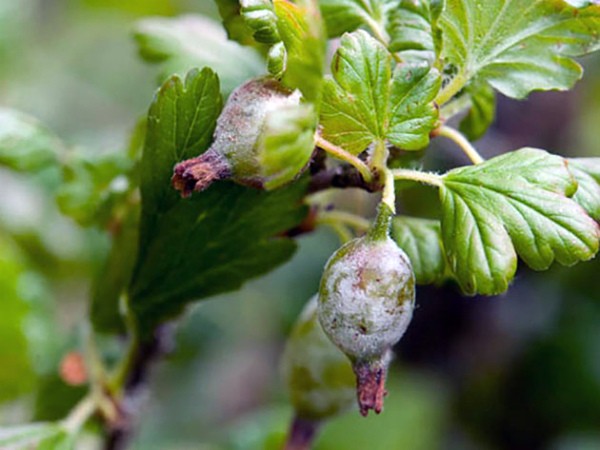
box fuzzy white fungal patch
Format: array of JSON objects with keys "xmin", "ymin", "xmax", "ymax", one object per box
[
  {"xmin": 211, "ymin": 77, "xmax": 301, "ymax": 180},
  {"xmin": 318, "ymin": 236, "xmax": 415, "ymax": 361}
]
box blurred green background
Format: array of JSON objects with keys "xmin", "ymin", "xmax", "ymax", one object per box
[{"xmin": 0, "ymin": 1, "xmax": 599, "ymax": 449}]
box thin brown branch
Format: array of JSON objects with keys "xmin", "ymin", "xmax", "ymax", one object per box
[{"xmin": 104, "ymin": 325, "xmax": 174, "ymax": 450}]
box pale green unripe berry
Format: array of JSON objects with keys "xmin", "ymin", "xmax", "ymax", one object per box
[
  {"xmin": 282, "ymin": 295, "xmax": 355, "ymax": 421},
  {"xmin": 317, "ymin": 204, "xmax": 416, "ymax": 415},
  {"xmin": 172, "ymin": 76, "xmax": 313, "ymax": 196}
]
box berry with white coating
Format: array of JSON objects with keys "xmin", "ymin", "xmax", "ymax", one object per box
[
  {"xmin": 318, "ymin": 204, "xmax": 415, "ymax": 416},
  {"xmin": 172, "ymin": 76, "xmax": 308, "ymax": 196}
]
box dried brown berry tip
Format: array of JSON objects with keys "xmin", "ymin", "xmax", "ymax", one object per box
[
  {"xmin": 171, "ymin": 148, "xmax": 231, "ymax": 197},
  {"xmin": 354, "ymin": 354, "xmax": 390, "ymax": 416}
]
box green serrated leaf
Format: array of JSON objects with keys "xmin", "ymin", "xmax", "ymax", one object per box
[
  {"xmin": 438, "ymin": 0, "xmax": 600, "ymax": 100},
  {"xmin": 0, "ymin": 423, "xmax": 64, "ymax": 449},
  {"xmin": 55, "ymin": 150, "xmax": 133, "ymax": 227},
  {"xmin": 319, "ymin": 0, "xmax": 444, "ymax": 61},
  {"xmin": 130, "ymin": 69, "xmax": 308, "ymax": 334},
  {"xmin": 214, "ymin": 0, "xmax": 258, "ymax": 45},
  {"xmin": 459, "ymin": 81, "xmax": 496, "ymax": 141},
  {"xmin": 388, "ymin": 0, "xmax": 437, "ymax": 63},
  {"xmin": 319, "ymin": 0, "xmax": 395, "ymax": 37},
  {"xmin": 391, "ymin": 216, "xmax": 450, "ymax": 285},
  {"xmin": 133, "ymin": 15, "xmax": 264, "ymax": 94},
  {"xmin": 129, "ymin": 181, "xmax": 308, "ymax": 334},
  {"xmin": 569, "ymin": 157, "xmax": 600, "ymax": 220},
  {"xmin": 440, "ymin": 148, "xmax": 600, "ymax": 295},
  {"xmin": 321, "ymin": 30, "xmax": 441, "ymax": 155},
  {"xmin": 273, "ymin": 0, "xmax": 326, "ymax": 102},
  {"xmin": 258, "ymin": 103, "xmax": 317, "ymax": 190},
  {"xmin": 241, "ymin": 0, "xmax": 326, "ymax": 101},
  {"xmin": 0, "ymin": 108, "xmax": 62, "ymax": 172},
  {"xmin": 140, "ymin": 68, "xmax": 223, "ymax": 215}
]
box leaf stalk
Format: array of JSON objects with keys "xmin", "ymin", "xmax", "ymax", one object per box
[
  {"xmin": 392, "ymin": 169, "xmax": 443, "ymax": 187},
  {"xmin": 381, "ymin": 168, "xmax": 396, "ymax": 214},
  {"xmin": 316, "ymin": 136, "xmax": 374, "ymax": 183},
  {"xmin": 435, "ymin": 71, "xmax": 468, "ymax": 106},
  {"xmin": 435, "ymin": 125, "xmax": 484, "ymax": 164}
]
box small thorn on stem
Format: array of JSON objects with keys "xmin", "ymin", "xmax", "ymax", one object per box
[
  {"xmin": 353, "ymin": 361, "xmax": 387, "ymax": 416},
  {"xmin": 171, "ymin": 148, "xmax": 231, "ymax": 197}
]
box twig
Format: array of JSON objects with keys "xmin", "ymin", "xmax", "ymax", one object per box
[
  {"xmin": 308, "ymin": 164, "xmax": 381, "ymax": 193},
  {"xmin": 104, "ymin": 324, "xmax": 174, "ymax": 450}
]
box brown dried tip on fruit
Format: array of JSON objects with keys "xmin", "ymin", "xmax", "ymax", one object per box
[
  {"xmin": 171, "ymin": 149, "xmax": 231, "ymax": 198},
  {"xmin": 59, "ymin": 351, "xmax": 88, "ymax": 386},
  {"xmin": 353, "ymin": 353, "xmax": 391, "ymax": 416}
]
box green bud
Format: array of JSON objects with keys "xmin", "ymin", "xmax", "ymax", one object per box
[
  {"xmin": 318, "ymin": 206, "xmax": 415, "ymax": 416},
  {"xmin": 172, "ymin": 76, "xmax": 315, "ymax": 197},
  {"xmin": 267, "ymin": 42, "xmax": 287, "ymax": 78},
  {"xmin": 241, "ymin": 0, "xmax": 281, "ymax": 44},
  {"xmin": 282, "ymin": 295, "xmax": 355, "ymax": 422}
]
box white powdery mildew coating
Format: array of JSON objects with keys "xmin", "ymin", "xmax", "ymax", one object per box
[
  {"xmin": 212, "ymin": 77, "xmax": 301, "ymax": 172},
  {"xmin": 318, "ymin": 236, "xmax": 415, "ymax": 361}
]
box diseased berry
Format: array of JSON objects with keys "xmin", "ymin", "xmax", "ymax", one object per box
[
  {"xmin": 281, "ymin": 295, "xmax": 355, "ymax": 449},
  {"xmin": 317, "ymin": 204, "xmax": 415, "ymax": 416},
  {"xmin": 172, "ymin": 76, "xmax": 313, "ymax": 196}
]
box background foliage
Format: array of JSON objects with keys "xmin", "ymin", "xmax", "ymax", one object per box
[{"xmin": 0, "ymin": 0, "xmax": 599, "ymax": 449}]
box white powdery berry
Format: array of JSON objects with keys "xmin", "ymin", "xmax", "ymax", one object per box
[
  {"xmin": 172, "ymin": 76, "xmax": 306, "ymax": 196},
  {"xmin": 318, "ymin": 235, "xmax": 415, "ymax": 362}
]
